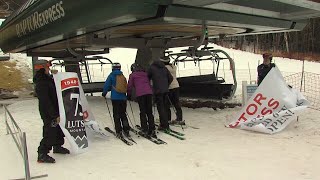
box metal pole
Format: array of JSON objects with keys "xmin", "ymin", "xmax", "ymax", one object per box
[
  {"xmin": 4, "ymin": 105, "xmax": 9, "ymax": 135},
  {"xmin": 128, "ymin": 101, "xmax": 137, "ymax": 126},
  {"xmin": 166, "ymin": 95, "xmax": 184, "ymax": 130},
  {"xmin": 248, "ymin": 62, "xmax": 252, "ymax": 82},
  {"xmin": 105, "ymin": 98, "xmax": 115, "ymax": 129},
  {"xmin": 300, "ymin": 59, "xmax": 305, "ymax": 92},
  {"xmin": 22, "ymin": 132, "xmax": 31, "ymax": 180}
]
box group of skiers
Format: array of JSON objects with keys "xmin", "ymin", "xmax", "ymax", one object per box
[
  {"xmin": 33, "ymin": 56, "xmax": 185, "ymax": 163},
  {"xmin": 101, "ymin": 56, "xmax": 185, "ymax": 139},
  {"xmin": 33, "ymin": 52, "xmax": 275, "ymax": 163}
]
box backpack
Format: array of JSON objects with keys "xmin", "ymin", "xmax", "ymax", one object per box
[{"xmin": 113, "ymin": 74, "xmax": 127, "ymax": 93}]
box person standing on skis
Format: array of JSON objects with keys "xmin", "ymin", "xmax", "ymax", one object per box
[
  {"xmin": 33, "ymin": 60, "xmax": 70, "ymax": 163},
  {"xmin": 161, "ymin": 58, "xmax": 184, "ymax": 125},
  {"xmin": 147, "ymin": 57, "xmax": 173, "ymax": 131},
  {"xmin": 127, "ymin": 63, "xmax": 156, "ymax": 137},
  {"xmin": 257, "ymin": 53, "xmax": 276, "ymax": 86},
  {"xmin": 102, "ymin": 62, "xmax": 131, "ymax": 137}
]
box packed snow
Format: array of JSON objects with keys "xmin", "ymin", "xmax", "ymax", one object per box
[{"xmin": 1, "ymin": 46, "xmax": 320, "ymax": 180}]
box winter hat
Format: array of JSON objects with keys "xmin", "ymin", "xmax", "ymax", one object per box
[
  {"xmin": 159, "ymin": 56, "xmax": 170, "ymax": 63},
  {"xmin": 262, "ymin": 53, "xmax": 272, "ymax": 60},
  {"xmin": 34, "ymin": 60, "xmax": 51, "ymax": 70},
  {"xmin": 112, "ymin": 62, "xmax": 121, "ymax": 70}
]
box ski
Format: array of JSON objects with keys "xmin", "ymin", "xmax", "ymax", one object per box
[
  {"xmin": 124, "ymin": 133, "xmax": 137, "ymax": 144},
  {"xmin": 159, "ymin": 129, "xmax": 185, "ymax": 140},
  {"xmin": 154, "ymin": 124, "xmax": 185, "ymax": 140},
  {"xmin": 171, "ymin": 124, "xmax": 200, "ymax": 130},
  {"xmin": 155, "ymin": 124, "xmax": 185, "ymax": 136},
  {"xmin": 135, "ymin": 125, "xmax": 167, "ymax": 145},
  {"xmin": 104, "ymin": 127, "xmax": 133, "ymax": 146},
  {"xmin": 156, "ymin": 119, "xmax": 199, "ymax": 130}
]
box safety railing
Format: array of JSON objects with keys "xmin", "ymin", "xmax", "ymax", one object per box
[{"xmin": 3, "ymin": 105, "xmax": 47, "ymax": 180}]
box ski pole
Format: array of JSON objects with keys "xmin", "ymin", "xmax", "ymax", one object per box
[
  {"xmin": 166, "ymin": 94, "xmax": 184, "ymax": 131},
  {"xmin": 104, "ymin": 97, "xmax": 115, "ymax": 130},
  {"xmin": 128, "ymin": 100, "xmax": 137, "ymax": 126},
  {"xmin": 125, "ymin": 110, "xmax": 135, "ymax": 129},
  {"xmin": 125, "ymin": 111, "xmax": 139, "ymax": 136}
]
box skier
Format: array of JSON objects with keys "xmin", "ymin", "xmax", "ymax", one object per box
[
  {"xmin": 102, "ymin": 63, "xmax": 131, "ymax": 137},
  {"xmin": 127, "ymin": 63, "xmax": 156, "ymax": 137},
  {"xmin": 147, "ymin": 57, "xmax": 173, "ymax": 131},
  {"xmin": 257, "ymin": 53, "xmax": 276, "ymax": 85},
  {"xmin": 33, "ymin": 60, "xmax": 70, "ymax": 163},
  {"xmin": 161, "ymin": 57, "xmax": 184, "ymax": 125}
]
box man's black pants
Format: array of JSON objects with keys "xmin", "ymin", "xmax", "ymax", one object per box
[{"xmin": 112, "ymin": 100, "xmax": 130, "ymax": 133}]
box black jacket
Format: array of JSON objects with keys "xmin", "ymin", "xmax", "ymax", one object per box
[
  {"xmin": 147, "ymin": 60, "xmax": 173, "ymax": 94},
  {"xmin": 33, "ymin": 69, "xmax": 59, "ymax": 122},
  {"xmin": 257, "ymin": 63, "xmax": 276, "ymax": 85}
]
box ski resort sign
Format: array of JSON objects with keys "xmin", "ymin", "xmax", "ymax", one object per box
[
  {"xmin": 16, "ymin": 1, "xmax": 65, "ymax": 37},
  {"xmin": 54, "ymin": 73, "xmax": 88, "ymax": 154},
  {"xmin": 53, "ymin": 72, "xmax": 107, "ymax": 154},
  {"xmin": 228, "ymin": 67, "xmax": 309, "ymax": 134}
]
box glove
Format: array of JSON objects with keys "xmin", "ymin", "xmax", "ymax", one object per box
[
  {"xmin": 50, "ymin": 70, "xmax": 58, "ymax": 74},
  {"xmin": 102, "ymin": 92, "xmax": 106, "ymax": 97},
  {"xmin": 51, "ymin": 117, "xmax": 60, "ymax": 127},
  {"xmin": 56, "ymin": 117, "xmax": 60, "ymax": 123}
]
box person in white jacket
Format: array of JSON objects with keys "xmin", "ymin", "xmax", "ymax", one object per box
[{"xmin": 160, "ymin": 57, "xmax": 184, "ymax": 125}]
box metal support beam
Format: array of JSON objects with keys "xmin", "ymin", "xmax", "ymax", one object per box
[
  {"xmin": 27, "ymin": 49, "xmax": 110, "ymax": 58},
  {"xmin": 273, "ymin": 0, "xmax": 320, "ymax": 11}
]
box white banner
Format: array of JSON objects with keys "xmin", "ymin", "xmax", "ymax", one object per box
[
  {"xmin": 53, "ymin": 72, "xmax": 88, "ymax": 154},
  {"xmin": 228, "ymin": 67, "xmax": 309, "ymax": 134}
]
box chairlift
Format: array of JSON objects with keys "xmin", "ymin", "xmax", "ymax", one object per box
[
  {"xmin": 50, "ymin": 56, "xmax": 114, "ymax": 93},
  {"xmin": 167, "ymin": 46, "xmax": 237, "ymax": 100}
]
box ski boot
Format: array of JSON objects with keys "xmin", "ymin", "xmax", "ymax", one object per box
[
  {"xmin": 148, "ymin": 130, "xmax": 157, "ymax": 138},
  {"xmin": 157, "ymin": 126, "xmax": 170, "ymax": 133},
  {"xmin": 170, "ymin": 120, "xmax": 185, "ymax": 125},
  {"xmin": 53, "ymin": 146, "xmax": 70, "ymax": 154},
  {"xmin": 37, "ymin": 153, "xmax": 55, "ymax": 163},
  {"xmin": 116, "ymin": 131, "xmax": 123, "ymax": 138},
  {"xmin": 123, "ymin": 130, "xmax": 130, "ymax": 138},
  {"xmin": 138, "ymin": 130, "xmax": 148, "ymax": 137}
]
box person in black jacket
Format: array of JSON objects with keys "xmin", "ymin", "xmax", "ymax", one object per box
[
  {"xmin": 257, "ymin": 53, "xmax": 276, "ymax": 86},
  {"xmin": 147, "ymin": 58, "xmax": 173, "ymax": 131},
  {"xmin": 33, "ymin": 60, "xmax": 69, "ymax": 163}
]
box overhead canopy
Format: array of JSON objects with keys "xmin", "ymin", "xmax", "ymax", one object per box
[
  {"xmin": 1, "ymin": 0, "xmax": 320, "ymax": 56},
  {"xmin": 0, "ymin": 0, "xmax": 28, "ymax": 18}
]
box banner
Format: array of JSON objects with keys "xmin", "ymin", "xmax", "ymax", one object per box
[
  {"xmin": 228, "ymin": 67, "xmax": 309, "ymax": 134},
  {"xmin": 54, "ymin": 72, "xmax": 88, "ymax": 154}
]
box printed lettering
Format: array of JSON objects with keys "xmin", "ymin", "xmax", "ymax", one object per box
[
  {"xmin": 15, "ymin": 1, "xmax": 66, "ymax": 37},
  {"xmin": 246, "ymin": 103, "xmax": 258, "ymax": 115},
  {"xmin": 261, "ymin": 107, "xmax": 272, "ymax": 115},
  {"xmin": 59, "ymin": 1, "xmax": 65, "ymax": 17},
  {"xmin": 268, "ymin": 98, "xmax": 279, "ymax": 109},
  {"xmin": 253, "ymin": 93, "xmax": 267, "ymax": 105}
]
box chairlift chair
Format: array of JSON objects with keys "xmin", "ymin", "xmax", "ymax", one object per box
[{"xmin": 167, "ymin": 47, "xmax": 237, "ymax": 101}]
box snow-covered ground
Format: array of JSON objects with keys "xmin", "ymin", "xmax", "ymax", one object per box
[{"xmin": 1, "ymin": 46, "xmax": 320, "ymax": 180}]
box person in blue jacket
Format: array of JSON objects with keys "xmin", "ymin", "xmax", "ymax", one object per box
[{"xmin": 102, "ymin": 63, "xmax": 130, "ymax": 137}]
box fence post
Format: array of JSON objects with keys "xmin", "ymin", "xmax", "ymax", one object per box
[
  {"xmin": 242, "ymin": 81, "xmax": 248, "ymax": 106},
  {"xmin": 4, "ymin": 106, "xmax": 9, "ymax": 135},
  {"xmin": 22, "ymin": 132, "xmax": 31, "ymax": 180}
]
